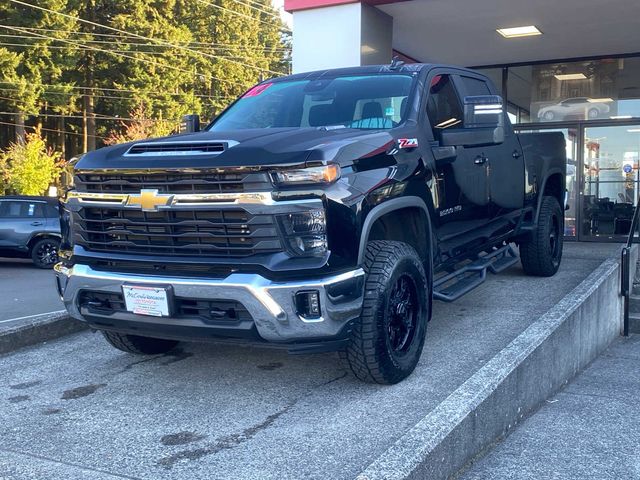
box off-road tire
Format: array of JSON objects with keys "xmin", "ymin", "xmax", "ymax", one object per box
[
  {"xmin": 101, "ymin": 331, "xmax": 178, "ymax": 355},
  {"xmin": 342, "ymin": 240, "xmax": 429, "ymax": 384},
  {"xmin": 520, "ymin": 195, "xmax": 564, "ymax": 277},
  {"xmin": 30, "ymin": 238, "xmax": 60, "ymax": 269}
]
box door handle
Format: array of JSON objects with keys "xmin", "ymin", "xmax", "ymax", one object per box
[
  {"xmin": 30, "ymin": 221, "xmax": 44, "ymax": 226},
  {"xmin": 474, "ymin": 155, "xmax": 488, "ymax": 165},
  {"xmin": 512, "ymin": 150, "xmax": 522, "ymax": 159}
]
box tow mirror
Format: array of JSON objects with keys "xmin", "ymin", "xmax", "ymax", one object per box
[
  {"xmin": 181, "ymin": 114, "xmax": 201, "ymax": 133},
  {"xmin": 440, "ymin": 95, "xmax": 505, "ymax": 147}
]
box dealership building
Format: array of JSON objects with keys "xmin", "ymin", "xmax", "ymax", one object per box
[{"xmin": 284, "ymin": 0, "xmax": 640, "ymax": 242}]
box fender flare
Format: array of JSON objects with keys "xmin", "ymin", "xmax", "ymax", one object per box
[
  {"xmin": 357, "ymin": 196, "xmax": 434, "ymax": 268},
  {"xmin": 534, "ymin": 169, "xmax": 564, "ymax": 224}
]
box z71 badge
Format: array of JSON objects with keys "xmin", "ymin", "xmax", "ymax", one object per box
[{"xmin": 398, "ymin": 138, "xmax": 419, "ymax": 149}]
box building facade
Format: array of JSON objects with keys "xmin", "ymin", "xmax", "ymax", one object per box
[{"xmin": 284, "ymin": 0, "xmax": 640, "ymax": 241}]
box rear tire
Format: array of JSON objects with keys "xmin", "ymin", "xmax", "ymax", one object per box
[
  {"xmin": 342, "ymin": 240, "xmax": 429, "ymax": 384},
  {"xmin": 30, "ymin": 238, "xmax": 59, "ymax": 269},
  {"xmin": 520, "ymin": 195, "xmax": 564, "ymax": 277},
  {"xmin": 101, "ymin": 331, "xmax": 178, "ymax": 355}
]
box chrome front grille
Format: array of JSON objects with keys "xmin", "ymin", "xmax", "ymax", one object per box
[
  {"xmin": 72, "ymin": 207, "xmax": 282, "ymax": 258},
  {"xmin": 74, "ymin": 171, "xmax": 271, "ymax": 195}
]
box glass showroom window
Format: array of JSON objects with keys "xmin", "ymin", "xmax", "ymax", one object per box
[{"xmin": 502, "ymin": 57, "xmax": 640, "ymax": 124}]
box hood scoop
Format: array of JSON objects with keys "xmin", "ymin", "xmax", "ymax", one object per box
[{"xmin": 124, "ymin": 140, "xmax": 238, "ymax": 157}]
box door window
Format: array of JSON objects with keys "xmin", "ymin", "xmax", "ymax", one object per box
[
  {"xmin": 427, "ymin": 74, "xmax": 464, "ymax": 137},
  {"xmin": 0, "ymin": 201, "xmax": 46, "ymax": 218}
]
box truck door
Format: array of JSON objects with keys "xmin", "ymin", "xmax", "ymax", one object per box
[
  {"xmin": 453, "ymin": 74, "xmax": 524, "ymax": 216},
  {"xmin": 426, "ymin": 73, "xmax": 491, "ymax": 240}
]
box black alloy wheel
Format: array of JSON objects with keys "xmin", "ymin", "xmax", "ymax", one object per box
[
  {"xmin": 386, "ymin": 274, "xmax": 418, "ymax": 355},
  {"xmin": 31, "ymin": 238, "xmax": 60, "ymax": 269}
]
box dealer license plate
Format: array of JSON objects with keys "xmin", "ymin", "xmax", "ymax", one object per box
[{"xmin": 122, "ymin": 285, "xmax": 170, "ymax": 317}]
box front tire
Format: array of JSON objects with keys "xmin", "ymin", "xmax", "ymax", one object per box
[
  {"xmin": 101, "ymin": 331, "xmax": 179, "ymax": 355},
  {"xmin": 520, "ymin": 195, "xmax": 564, "ymax": 277},
  {"xmin": 30, "ymin": 238, "xmax": 60, "ymax": 269},
  {"xmin": 342, "ymin": 241, "xmax": 429, "ymax": 384}
]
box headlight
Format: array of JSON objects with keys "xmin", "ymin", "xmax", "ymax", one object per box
[
  {"xmin": 277, "ymin": 210, "xmax": 327, "ymax": 256},
  {"xmin": 273, "ymin": 165, "xmax": 340, "ymax": 186}
]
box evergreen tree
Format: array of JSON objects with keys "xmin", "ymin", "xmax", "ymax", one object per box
[{"xmin": 0, "ymin": 0, "xmax": 291, "ymax": 156}]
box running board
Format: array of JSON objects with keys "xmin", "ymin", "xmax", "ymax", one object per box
[{"xmin": 433, "ymin": 245, "xmax": 519, "ymax": 302}]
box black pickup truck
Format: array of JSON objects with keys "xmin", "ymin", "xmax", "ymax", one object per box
[{"xmin": 55, "ymin": 63, "xmax": 566, "ymax": 384}]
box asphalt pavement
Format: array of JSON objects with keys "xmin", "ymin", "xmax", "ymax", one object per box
[
  {"xmin": 458, "ymin": 334, "xmax": 640, "ymax": 480},
  {"xmin": 0, "ymin": 243, "xmax": 620, "ymax": 480},
  {"xmin": 0, "ymin": 258, "xmax": 63, "ymax": 323}
]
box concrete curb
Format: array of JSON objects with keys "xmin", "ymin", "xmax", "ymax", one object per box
[
  {"xmin": 357, "ymin": 253, "xmax": 629, "ymax": 480},
  {"xmin": 0, "ymin": 311, "xmax": 87, "ymax": 356}
]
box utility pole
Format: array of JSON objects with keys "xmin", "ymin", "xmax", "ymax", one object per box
[
  {"xmin": 82, "ymin": 0, "xmax": 97, "ymax": 152},
  {"xmin": 14, "ymin": 112, "xmax": 25, "ymax": 144}
]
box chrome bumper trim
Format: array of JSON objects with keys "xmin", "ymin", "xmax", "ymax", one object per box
[
  {"xmin": 54, "ymin": 263, "xmax": 364, "ymax": 342},
  {"xmin": 64, "ymin": 190, "xmax": 321, "ymax": 208}
]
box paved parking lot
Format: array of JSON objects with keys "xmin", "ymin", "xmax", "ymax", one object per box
[
  {"xmin": 0, "ymin": 243, "xmax": 620, "ymax": 479},
  {"xmin": 0, "ymin": 258, "xmax": 63, "ymax": 323}
]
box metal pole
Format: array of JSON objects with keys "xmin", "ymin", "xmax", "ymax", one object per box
[{"xmin": 621, "ymin": 246, "xmax": 630, "ymax": 337}]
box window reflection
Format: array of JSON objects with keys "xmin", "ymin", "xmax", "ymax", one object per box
[
  {"xmin": 478, "ymin": 57, "xmax": 640, "ymax": 124},
  {"xmin": 583, "ymin": 126, "xmax": 640, "ymax": 237}
]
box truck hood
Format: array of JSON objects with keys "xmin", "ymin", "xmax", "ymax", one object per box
[{"xmin": 75, "ymin": 127, "xmax": 397, "ymax": 171}]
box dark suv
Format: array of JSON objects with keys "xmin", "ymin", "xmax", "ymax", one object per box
[{"xmin": 0, "ymin": 196, "xmax": 61, "ymax": 268}]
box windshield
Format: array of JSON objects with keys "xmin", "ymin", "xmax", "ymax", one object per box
[{"xmin": 209, "ymin": 74, "xmax": 415, "ymax": 131}]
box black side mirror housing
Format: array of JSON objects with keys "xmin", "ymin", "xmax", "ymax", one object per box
[
  {"xmin": 181, "ymin": 114, "xmax": 201, "ymax": 133},
  {"xmin": 440, "ymin": 95, "xmax": 505, "ymax": 147}
]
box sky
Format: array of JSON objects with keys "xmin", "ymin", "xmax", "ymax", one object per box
[{"xmin": 272, "ymin": 0, "xmax": 293, "ymax": 28}]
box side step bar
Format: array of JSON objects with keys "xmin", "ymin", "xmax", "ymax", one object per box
[{"xmin": 433, "ymin": 245, "xmax": 519, "ymax": 302}]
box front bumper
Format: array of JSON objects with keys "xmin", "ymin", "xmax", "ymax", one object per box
[{"xmin": 55, "ymin": 263, "xmax": 364, "ymax": 345}]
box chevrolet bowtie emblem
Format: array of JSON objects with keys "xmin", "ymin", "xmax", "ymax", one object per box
[{"xmin": 125, "ymin": 189, "xmax": 173, "ymax": 212}]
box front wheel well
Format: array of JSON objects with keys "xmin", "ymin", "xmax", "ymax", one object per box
[
  {"xmin": 366, "ymin": 207, "xmax": 430, "ymax": 266},
  {"xmin": 27, "ymin": 234, "xmax": 61, "ymax": 252}
]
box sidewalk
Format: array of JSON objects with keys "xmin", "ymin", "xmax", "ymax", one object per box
[{"xmin": 459, "ymin": 334, "xmax": 640, "ymax": 480}]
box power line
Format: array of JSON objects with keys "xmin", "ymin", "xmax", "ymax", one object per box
[
  {"xmin": 0, "ymin": 24, "xmax": 229, "ymax": 86},
  {"xmin": 0, "ymin": 35, "xmax": 290, "ymax": 52},
  {"xmin": 7, "ymin": 0, "xmax": 283, "ymax": 75},
  {"xmin": 0, "ymin": 41, "xmax": 285, "ymax": 59},
  {"xmin": 228, "ymin": 0, "xmax": 288, "ymax": 23},
  {"xmin": 0, "ymin": 120, "xmax": 106, "ymax": 140},
  {"xmin": 0, "ymin": 111, "xmax": 181, "ymax": 123},
  {"xmin": 0, "ymin": 28, "xmax": 291, "ymax": 49},
  {"xmin": 194, "ymin": 0, "xmax": 289, "ymax": 34},
  {"xmin": 0, "ymin": 82, "xmax": 235, "ymax": 101}
]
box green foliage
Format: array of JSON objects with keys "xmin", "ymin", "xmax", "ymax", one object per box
[
  {"xmin": 0, "ymin": 0, "xmax": 291, "ymax": 155},
  {"xmin": 104, "ymin": 104, "xmax": 179, "ymax": 144},
  {"xmin": 1, "ymin": 129, "xmax": 63, "ymax": 195}
]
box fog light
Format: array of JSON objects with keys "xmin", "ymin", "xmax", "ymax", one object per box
[{"xmin": 295, "ymin": 290, "xmax": 321, "ymax": 319}]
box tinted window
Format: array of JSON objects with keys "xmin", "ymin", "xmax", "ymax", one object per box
[
  {"xmin": 427, "ymin": 74, "xmax": 464, "ymax": 137},
  {"xmin": 0, "ymin": 201, "xmax": 45, "ymax": 218},
  {"xmin": 46, "ymin": 204, "xmax": 59, "ymax": 218},
  {"xmin": 210, "ymin": 74, "xmax": 415, "ymax": 131},
  {"xmin": 460, "ymin": 76, "xmax": 491, "ymax": 96}
]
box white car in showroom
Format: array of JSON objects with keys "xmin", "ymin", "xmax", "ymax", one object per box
[{"xmin": 537, "ymin": 97, "xmax": 611, "ymax": 121}]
